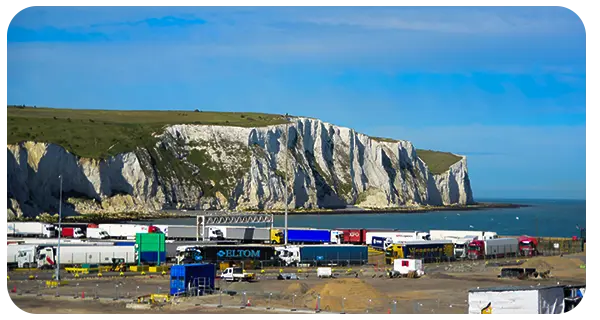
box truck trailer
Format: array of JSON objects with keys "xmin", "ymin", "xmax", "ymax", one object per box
[
  {"xmin": 366, "ymin": 231, "xmax": 430, "ymax": 248},
  {"xmin": 385, "ymin": 240, "xmax": 454, "ymax": 264},
  {"xmin": 468, "ymin": 285, "xmax": 565, "ymax": 314},
  {"xmin": 467, "ymin": 238, "xmax": 519, "ymax": 259},
  {"xmin": 430, "ymin": 230, "xmax": 498, "ymax": 241},
  {"xmin": 16, "ymin": 244, "xmax": 137, "ymax": 268},
  {"xmin": 283, "ymin": 228, "xmax": 331, "ymax": 244},
  {"xmin": 176, "ymin": 245, "xmax": 276, "ymax": 265},
  {"xmin": 276, "ymin": 245, "xmax": 369, "ymax": 266},
  {"xmin": 154, "ymin": 225, "xmax": 224, "ymax": 241},
  {"xmin": 98, "ymin": 224, "xmax": 159, "ymax": 240},
  {"xmin": 7, "ymin": 222, "xmax": 56, "ymax": 238},
  {"xmin": 214, "ymin": 226, "xmax": 270, "ymax": 243},
  {"xmin": 86, "ymin": 227, "xmax": 110, "ymax": 239}
]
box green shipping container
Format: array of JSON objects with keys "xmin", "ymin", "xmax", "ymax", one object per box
[{"xmin": 135, "ymin": 233, "xmax": 166, "ymax": 253}]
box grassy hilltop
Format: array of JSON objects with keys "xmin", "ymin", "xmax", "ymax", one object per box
[{"xmin": 7, "ymin": 106, "xmax": 462, "ymax": 173}]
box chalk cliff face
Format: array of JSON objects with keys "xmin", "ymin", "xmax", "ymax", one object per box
[{"xmin": 7, "ymin": 118, "xmax": 474, "ymax": 217}]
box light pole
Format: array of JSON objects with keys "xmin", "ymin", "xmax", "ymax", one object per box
[
  {"xmin": 56, "ymin": 174, "xmax": 62, "ymax": 281},
  {"xmin": 284, "ymin": 114, "xmax": 289, "ymax": 245}
]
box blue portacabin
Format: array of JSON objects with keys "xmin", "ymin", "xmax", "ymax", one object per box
[{"xmin": 170, "ymin": 263, "xmax": 216, "ymax": 296}]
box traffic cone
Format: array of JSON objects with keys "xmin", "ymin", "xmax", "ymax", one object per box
[
  {"xmin": 246, "ymin": 299, "xmax": 251, "ymax": 307},
  {"xmin": 81, "ymin": 291, "xmax": 85, "ymax": 299},
  {"xmin": 388, "ymin": 309, "xmax": 391, "ymax": 314},
  {"xmin": 11, "ymin": 286, "xmax": 16, "ymax": 293}
]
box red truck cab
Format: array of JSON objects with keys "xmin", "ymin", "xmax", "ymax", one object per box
[
  {"xmin": 467, "ymin": 239, "xmax": 485, "ymax": 259},
  {"xmin": 518, "ymin": 235, "xmax": 538, "ymax": 256},
  {"xmin": 148, "ymin": 225, "xmax": 159, "ymax": 233}
]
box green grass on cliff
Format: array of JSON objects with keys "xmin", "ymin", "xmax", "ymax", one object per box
[
  {"xmin": 416, "ymin": 149, "xmax": 462, "ymax": 175},
  {"xmin": 369, "ymin": 135, "xmax": 463, "ymax": 174},
  {"xmin": 8, "ymin": 106, "xmax": 463, "ymax": 175},
  {"xmin": 7, "ymin": 106, "xmax": 288, "ymax": 159}
]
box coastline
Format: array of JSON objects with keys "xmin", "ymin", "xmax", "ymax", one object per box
[{"xmin": 7, "ymin": 202, "xmax": 529, "ymax": 224}]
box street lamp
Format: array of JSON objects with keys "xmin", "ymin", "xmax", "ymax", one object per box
[
  {"xmin": 284, "ymin": 114, "xmax": 290, "ymax": 245},
  {"xmin": 56, "ymin": 174, "xmax": 63, "ymax": 281}
]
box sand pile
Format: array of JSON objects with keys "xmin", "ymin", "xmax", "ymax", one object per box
[
  {"xmin": 301, "ymin": 278, "xmax": 387, "ymax": 312},
  {"xmin": 522, "ymin": 256, "xmax": 583, "ymax": 272},
  {"xmin": 283, "ymin": 282, "xmax": 310, "ymax": 295}
]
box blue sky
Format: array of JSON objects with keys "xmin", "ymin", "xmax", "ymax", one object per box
[{"xmin": 7, "ymin": 6, "xmax": 586, "ymax": 200}]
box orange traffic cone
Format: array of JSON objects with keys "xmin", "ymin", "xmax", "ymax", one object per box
[
  {"xmin": 246, "ymin": 299, "xmax": 251, "ymax": 307},
  {"xmin": 81, "ymin": 291, "xmax": 85, "ymax": 299},
  {"xmin": 388, "ymin": 309, "xmax": 391, "ymax": 314},
  {"xmin": 11, "ymin": 286, "xmax": 16, "ymax": 293}
]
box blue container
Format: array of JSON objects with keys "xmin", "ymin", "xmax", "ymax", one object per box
[
  {"xmin": 139, "ymin": 251, "xmax": 166, "ymax": 264},
  {"xmin": 114, "ymin": 242, "xmax": 135, "ymax": 246},
  {"xmin": 299, "ymin": 245, "xmax": 368, "ymax": 264},
  {"xmin": 170, "ymin": 263, "xmax": 216, "ymax": 296},
  {"xmin": 286, "ymin": 229, "xmax": 330, "ymax": 243}
]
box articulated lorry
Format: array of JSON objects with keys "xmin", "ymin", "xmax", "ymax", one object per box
[
  {"xmin": 518, "ymin": 235, "xmax": 539, "ymax": 256},
  {"xmin": 98, "ymin": 224, "xmax": 159, "ymax": 240},
  {"xmin": 366, "ymin": 231, "xmax": 430, "ymax": 249},
  {"xmin": 385, "ymin": 240, "xmax": 455, "ymax": 264},
  {"xmin": 430, "ymin": 230, "xmax": 498, "ymax": 241},
  {"xmin": 467, "ymin": 238, "xmax": 519, "ymax": 259},
  {"xmin": 278, "ymin": 228, "xmax": 343, "ymax": 244},
  {"xmin": 15, "ymin": 244, "xmax": 137, "ymax": 269},
  {"xmin": 275, "ymin": 245, "xmax": 369, "ymax": 266},
  {"xmin": 176, "ymin": 245, "xmax": 276, "ymax": 265},
  {"xmin": 214, "ymin": 226, "xmax": 271, "ymax": 243},
  {"xmin": 7, "ymin": 222, "xmax": 56, "ymax": 238},
  {"xmin": 153, "ymin": 225, "xmax": 224, "ymax": 241}
]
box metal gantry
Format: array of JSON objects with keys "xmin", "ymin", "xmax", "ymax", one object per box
[{"xmin": 195, "ymin": 213, "xmax": 274, "ymax": 241}]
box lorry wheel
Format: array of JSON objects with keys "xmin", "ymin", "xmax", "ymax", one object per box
[{"xmin": 23, "ymin": 263, "xmax": 29, "ymax": 269}]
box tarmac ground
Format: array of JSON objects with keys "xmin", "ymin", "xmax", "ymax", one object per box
[{"xmin": 7, "ymin": 253, "xmax": 586, "ymax": 314}]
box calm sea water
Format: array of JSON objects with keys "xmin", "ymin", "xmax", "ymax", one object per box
[{"xmin": 146, "ymin": 199, "xmax": 585, "ymax": 238}]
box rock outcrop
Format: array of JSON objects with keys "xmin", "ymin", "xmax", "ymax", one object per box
[{"xmin": 7, "ymin": 118, "xmax": 474, "ymax": 217}]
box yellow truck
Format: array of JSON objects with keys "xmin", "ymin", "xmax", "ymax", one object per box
[
  {"xmin": 385, "ymin": 241, "xmax": 454, "ymax": 264},
  {"xmin": 270, "ymin": 228, "xmax": 283, "ymax": 244}
]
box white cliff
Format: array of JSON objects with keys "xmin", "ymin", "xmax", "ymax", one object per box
[{"xmin": 7, "ymin": 117, "xmax": 474, "ymax": 217}]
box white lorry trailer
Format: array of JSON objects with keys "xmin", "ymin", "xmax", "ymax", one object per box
[
  {"xmin": 7, "ymin": 222, "xmax": 57, "ymax": 238},
  {"xmin": 214, "ymin": 226, "xmax": 270, "ymax": 243},
  {"xmin": 155, "ymin": 225, "xmax": 224, "ymax": 241},
  {"xmin": 430, "ymin": 230, "xmax": 498, "ymax": 240},
  {"xmin": 98, "ymin": 224, "xmax": 157, "ymax": 239},
  {"xmin": 16, "ymin": 244, "xmax": 136, "ymax": 269},
  {"xmin": 366, "ymin": 231, "xmax": 430, "ymax": 246},
  {"xmin": 468, "ymin": 285, "xmax": 565, "ymax": 314}
]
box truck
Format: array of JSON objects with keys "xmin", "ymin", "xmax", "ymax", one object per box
[
  {"xmin": 214, "ymin": 226, "xmax": 271, "ymax": 243},
  {"xmin": 7, "ymin": 222, "xmax": 56, "ymax": 238},
  {"xmin": 16, "ymin": 244, "xmax": 137, "ymax": 269},
  {"xmin": 430, "ymin": 230, "xmax": 498, "ymax": 241},
  {"xmin": 59, "ymin": 227, "xmax": 85, "ymax": 239},
  {"xmin": 86, "ymin": 227, "xmax": 110, "ymax": 239},
  {"xmin": 176, "ymin": 245, "xmax": 276, "ymax": 265},
  {"xmin": 98, "ymin": 224, "xmax": 159, "ymax": 240},
  {"xmin": 275, "ymin": 245, "xmax": 369, "ymax": 267},
  {"xmin": 384, "ymin": 240, "xmax": 455, "ymax": 264},
  {"xmin": 284, "ymin": 228, "xmax": 330, "ymax": 244},
  {"xmin": 366, "ymin": 231, "xmax": 430, "ymax": 249},
  {"xmin": 170, "ymin": 263, "xmax": 216, "ymax": 296},
  {"xmin": 153, "ymin": 225, "xmax": 224, "ymax": 241},
  {"xmin": 518, "ymin": 235, "xmax": 539, "ymax": 256},
  {"xmin": 468, "ymin": 285, "xmax": 565, "ymax": 314},
  {"xmin": 220, "ymin": 267, "xmax": 256, "ymax": 282},
  {"xmin": 467, "ymin": 238, "xmax": 519, "ymax": 259}
]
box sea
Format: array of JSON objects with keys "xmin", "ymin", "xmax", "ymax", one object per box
[{"xmin": 146, "ymin": 199, "xmax": 586, "ymax": 238}]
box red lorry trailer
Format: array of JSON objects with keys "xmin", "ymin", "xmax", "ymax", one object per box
[
  {"xmin": 341, "ymin": 229, "xmax": 402, "ymax": 244},
  {"xmin": 60, "ymin": 227, "xmax": 85, "ymax": 238},
  {"xmin": 518, "ymin": 235, "xmax": 539, "ymax": 256}
]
